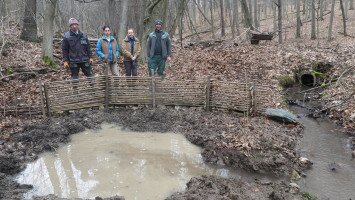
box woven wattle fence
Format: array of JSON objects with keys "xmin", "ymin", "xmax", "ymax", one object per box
[{"xmin": 0, "ymin": 76, "xmax": 270, "ymax": 119}]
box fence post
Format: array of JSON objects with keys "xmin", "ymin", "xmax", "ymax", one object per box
[
  {"xmin": 105, "ymin": 64, "xmax": 109, "ymax": 110},
  {"xmin": 205, "ymin": 76, "xmax": 211, "ymax": 111},
  {"xmin": 151, "ymin": 69, "xmax": 156, "ymax": 108},
  {"xmin": 43, "ymin": 83, "xmax": 51, "ymax": 118},
  {"xmin": 244, "ymin": 70, "xmax": 249, "ymax": 117},
  {"xmin": 250, "ymin": 82, "xmax": 256, "ymax": 114},
  {"xmin": 3, "ymin": 96, "xmax": 5, "ymax": 117},
  {"xmin": 39, "ymin": 82, "xmax": 46, "ymax": 118}
]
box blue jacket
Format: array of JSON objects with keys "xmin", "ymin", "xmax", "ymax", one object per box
[
  {"xmin": 96, "ymin": 35, "xmax": 120, "ymax": 62},
  {"xmin": 62, "ymin": 30, "xmax": 92, "ymax": 63}
]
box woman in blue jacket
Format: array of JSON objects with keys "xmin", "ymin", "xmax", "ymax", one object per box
[{"xmin": 96, "ymin": 25, "xmax": 120, "ymax": 75}]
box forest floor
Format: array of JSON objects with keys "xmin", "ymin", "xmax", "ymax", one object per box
[{"xmin": 0, "ymin": 14, "xmax": 354, "ymax": 199}]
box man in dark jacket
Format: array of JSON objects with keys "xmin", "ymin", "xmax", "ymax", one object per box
[
  {"xmin": 62, "ymin": 18, "xmax": 93, "ymax": 80},
  {"xmin": 146, "ymin": 19, "xmax": 171, "ymax": 77}
]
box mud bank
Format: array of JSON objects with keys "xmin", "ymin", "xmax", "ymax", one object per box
[
  {"xmin": 167, "ymin": 175, "xmax": 302, "ymax": 200},
  {"xmin": 0, "ymin": 107, "xmax": 304, "ymax": 199}
]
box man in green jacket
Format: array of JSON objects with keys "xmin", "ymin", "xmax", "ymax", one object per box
[{"xmin": 146, "ymin": 19, "xmax": 171, "ymax": 77}]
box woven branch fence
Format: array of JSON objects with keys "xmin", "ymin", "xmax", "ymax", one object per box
[{"xmin": 1, "ymin": 76, "xmax": 271, "ymax": 118}]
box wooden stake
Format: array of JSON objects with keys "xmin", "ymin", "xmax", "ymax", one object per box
[
  {"xmin": 44, "ymin": 83, "xmax": 51, "ymax": 118},
  {"xmin": 39, "ymin": 82, "xmax": 46, "ymax": 118}
]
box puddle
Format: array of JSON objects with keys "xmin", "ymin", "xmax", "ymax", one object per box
[
  {"xmin": 16, "ymin": 123, "xmax": 265, "ymax": 200},
  {"xmin": 292, "ymin": 107, "xmax": 355, "ymax": 199}
]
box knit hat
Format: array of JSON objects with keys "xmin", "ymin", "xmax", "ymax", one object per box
[
  {"xmin": 68, "ymin": 18, "xmax": 79, "ymax": 26},
  {"xmin": 154, "ymin": 19, "xmax": 163, "ymax": 25}
]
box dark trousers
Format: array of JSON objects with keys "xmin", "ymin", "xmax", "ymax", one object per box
[
  {"xmin": 69, "ymin": 62, "xmax": 92, "ymax": 80},
  {"xmin": 124, "ymin": 60, "xmax": 138, "ymax": 76},
  {"xmin": 148, "ymin": 55, "xmax": 166, "ymax": 76}
]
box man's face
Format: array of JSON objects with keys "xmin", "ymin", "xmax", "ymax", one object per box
[
  {"xmin": 155, "ymin": 24, "xmax": 162, "ymax": 31},
  {"xmin": 70, "ymin": 24, "xmax": 79, "ymax": 32},
  {"xmin": 128, "ymin": 30, "xmax": 134, "ymax": 38}
]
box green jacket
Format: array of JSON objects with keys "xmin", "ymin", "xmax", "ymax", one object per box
[{"xmin": 146, "ymin": 30, "xmax": 171, "ymax": 58}]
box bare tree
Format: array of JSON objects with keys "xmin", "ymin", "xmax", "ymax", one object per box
[
  {"xmin": 296, "ymin": 0, "xmax": 301, "ymax": 38},
  {"xmin": 21, "ymin": 0, "xmax": 38, "ymax": 42},
  {"xmin": 169, "ymin": 0, "xmax": 187, "ymax": 37},
  {"xmin": 210, "ymin": 0, "xmax": 215, "ymax": 39},
  {"xmin": 118, "ymin": 0, "xmax": 129, "ymax": 39},
  {"xmin": 240, "ymin": 0, "xmax": 253, "ymax": 30},
  {"xmin": 277, "ymin": 0, "xmax": 282, "ymax": 44},
  {"xmin": 254, "ymin": 0, "xmax": 259, "ymax": 29},
  {"xmin": 328, "ymin": 0, "xmax": 336, "ymax": 41},
  {"xmin": 340, "ymin": 0, "xmax": 347, "ymax": 36},
  {"xmin": 311, "ymin": 0, "xmax": 316, "ymax": 39},
  {"xmin": 220, "ymin": 0, "xmax": 226, "ymax": 36},
  {"xmin": 42, "ymin": 0, "xmax": 58, "ymax": 59}
]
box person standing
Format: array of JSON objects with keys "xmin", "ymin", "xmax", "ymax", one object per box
[
  {"xmin": 121, "ymin": 28, "xmax": 141, "ymax": 76},
  {"xmin": 62, "ymin": 18, "xmax": 93, "ymax": 80},
  {"xmin": 146, "ymin": 19, "xmax": 171, "ymax": 77},
  {"xmin": 96, "ymin": 25, "xmax": 120, "ymax": 76}
]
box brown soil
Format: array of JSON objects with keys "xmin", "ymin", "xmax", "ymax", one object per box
[{"xmin": 0, "ymin": 107, "xmax": 305, "ymax": 199}]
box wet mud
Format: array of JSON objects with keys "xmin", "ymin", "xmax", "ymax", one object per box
[{"xmin": 0, "ymin": 107, "xmax": 304, "ymax": 199}]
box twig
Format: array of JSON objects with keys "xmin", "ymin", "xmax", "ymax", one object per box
[{"xmin": 336, "ymin": 66, "xmax": 355, "ymax": 87}]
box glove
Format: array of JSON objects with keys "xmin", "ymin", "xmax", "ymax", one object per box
[
  {"xmin": 89, "ymin": 58, "xmax": 94, "ymax": 65},
  {"xmin": 63, "ymin": 61, "xmax": 69, "ymax": 68}
]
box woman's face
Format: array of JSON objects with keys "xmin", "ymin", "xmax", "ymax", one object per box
[
  {"xmin": 128, "ymin": 30, "xmax": 134, "ymax": 38},
  {"xmin": 104, "ymin": 28, "xmax": 111, "ymax": 36}
]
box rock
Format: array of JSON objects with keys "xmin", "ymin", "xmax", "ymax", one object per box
[
  {"xmin": 299, "ymin": 157, "xmax": 313, "ymax": 169},
  {"xmin": 289, "ymin": 182, "xmax": 300, "ymax": 194},
  {"xmin": 328, "ymin": 162, "xmax": 340, "ymax": 172},
  {"xmin": 260, "ymin": 178, "xmax": 272, "ymax": 185},
  {"xmin": 290, "ymin": 169, "xmax": 301, "ymax": 181},
  {"xmin": 350, "ymin": 113, "xmax": 355, "ymax": 121},
  {"xmin": 265, "ymin": 108, "xmax": 299, "ymax": 124}
]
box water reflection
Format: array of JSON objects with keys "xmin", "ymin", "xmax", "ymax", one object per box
[{"xmin": 16, "ymin": 124, "xmax": 241, "ymax": 199}]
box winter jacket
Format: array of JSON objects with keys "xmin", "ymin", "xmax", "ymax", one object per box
[
  {"xmin": 146, "ymin": 30, "xmax": 171, "ymax": 59},
  {"xmin": 62, "ymin": 30, "xmax": 92, "ymax": 63},
  {"xmin": 121, "ymin": 36, "xmax": 141, "ymax": 61},
  {"xmin": 96, "ymin": 35, "xmax": 120, "ymax": 62}
]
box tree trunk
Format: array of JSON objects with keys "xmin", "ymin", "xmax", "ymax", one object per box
[
  {"xmin": 340, "ymin": 0, "xmax": 347, "ymax": 35},
  {"xmin": 20, "ymin": 0, "xmax": 38, "ymax": 42},
  {"xmin": 248, "ymin": 0, "xmax": 253, "ymax": 26},
  {"xmin": 0, "ymin": 0, "xmax": 6, "ymax": 18},
  {"xmin": 220, "ymin": 0, "xmax": 225, "ymax": 36},
  {"xmin": 320, "ymin": 0, "xmax": 324, "ymax": 20},
  {"xmin": 273, "ymin": 1, "xmax": 277, "ymax": 32},
  {"xmin": 277, "ymin": 0, "xmax": 282, "ymax": 44},
  {"xmin": 350, "ymin": 0, "xmax": 354, "ymax": 10},
  {"xmin": 210, "ymin": 0, "xmax": 215, "ymax": 39},
  {"xmin": 344, "ymin": 0, "xmax": 349, "ymax": 19},
  {"xmin": 296, "ymin": 0, "xmax": 301, "ymax": 38},
  {"xmin": 240, "ymin": 0, "xmax": 253, "ymax": 30},
  {"xmin": 254, "ymin": 0, "xmax": 259, "ymax": 29},
  {"xmin": 118, "ymin": 0, "xmax": 129, "ymax": 40},
  {"xmin": 42, "ymin": 0, "xmax": 58, "ymax": 59},
  {"xmin": 169, "ymin": 0, "xmax": 187, "ymax": 37},
  {"xmin": 311, "ymin": 0, "xmax": 316, "ymax": 39},
  {"xmin": 328, "ymin": 0, "xmax": 336, "ymax": 41}
]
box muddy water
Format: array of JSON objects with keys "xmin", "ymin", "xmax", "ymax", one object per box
[
  {"xmin": 16, "ymin": 123, "xmax": 262, "ymax": 200},
  {"xmin": 292, "ymin": 107, "xmax": 355, "ymax": 199}
]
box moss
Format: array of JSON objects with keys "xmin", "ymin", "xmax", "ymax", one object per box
[
  {"xmin": 5, "ymin": 66, "xmax": 14, "ymax": 74},
  {"xmin": 302, "ymin": 192, "xmax": 318, "ymax": 200},
  {"xmin": 278, "ymin": 75, "xmax": 295, "ymax": 88},
  {"xmin": 43, "ymin": 55, "xmax": 58, "ymax": 69}
]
